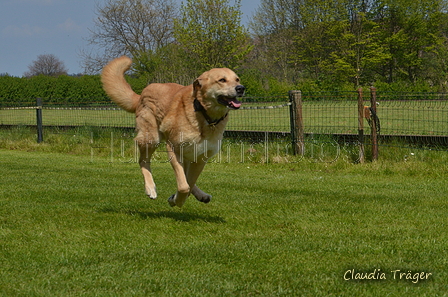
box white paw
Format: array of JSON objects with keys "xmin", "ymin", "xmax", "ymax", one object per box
[{"xmin": 145, "ymin": 186, "xmax": 157, "ymax": 200}]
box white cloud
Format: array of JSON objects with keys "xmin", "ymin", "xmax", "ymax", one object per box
[
  {"xmin": 2, "ymin": 24, "xmax": 45, "ymax": 37},
  {"xmin": 11, "ymin": 0, "xmax": 60, "ymax": 5},
  {"xmin": 57, "ymin": 18, "xmax": 82, "ymax": 33},
  {"xmin": 2, "ymin": 18, "xmax": 83, "ymax": 39}
]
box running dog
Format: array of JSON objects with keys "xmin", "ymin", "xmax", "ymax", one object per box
[{"xmin": 101, "ymin": 56, "xmax": 244, "ymax": 207}]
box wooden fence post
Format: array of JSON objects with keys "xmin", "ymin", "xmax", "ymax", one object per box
[
  {"xmin": 289, "ymin": 90, "xmax": 304, "ymax": 155},
  {"xmin": 357, "ymin": 88, "xmax": 365, "ymax": 163},
  {"xmin": 370, "ymin": 87, "xmax": 378, "ymax": 161},
  {"xmin": 36, "ymin": 98, "xmax": 43, "ymax": 143}
]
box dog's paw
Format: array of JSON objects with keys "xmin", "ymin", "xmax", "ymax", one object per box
[
  {"xmin": 147, "ymin": 193, "xmax": 157, "ymax": 200},
  {"xmin": 168, "ymin": 194, "xmax": 176, "ymax": 207},
  {"xmin": 192, "ymin": 186, "xmax": 212, "ymax": 204},
  {"xmin": 196, "ymin": 194, "xmax": 211, "ymax": 204},
  {"xmin": 145, "ymin": 186, "xmax": 157, "ymax": 200},
  {"xmin": 199, "ymin": 196, "xmax": 211, "ymax": 204}
]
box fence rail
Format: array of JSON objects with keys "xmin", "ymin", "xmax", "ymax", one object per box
[{"xmin": 1, "ymin": 90, "xmax": 448, "ymax": 157}]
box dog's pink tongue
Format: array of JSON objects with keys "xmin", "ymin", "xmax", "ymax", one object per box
[{"xmin": 230, "ymin": 99, "xmax": 242, "ymax": 109}]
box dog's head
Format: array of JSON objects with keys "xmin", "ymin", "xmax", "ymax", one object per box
[{"xmin": 193, "ymin": 68, "xmax": 245, "ymax": 110}]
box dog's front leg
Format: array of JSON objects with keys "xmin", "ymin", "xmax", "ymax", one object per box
[
  {"xmin": 166, "ymin": 143, "xmax": 190, "ymax": 207},
  {"xmin": 191, "ymin": 185, "xmax": 212, "ymax": 204}
]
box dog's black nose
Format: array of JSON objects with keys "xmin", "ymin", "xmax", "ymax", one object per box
[{"xmin": 236, "ymin": 85, "xmax": 245, "ymax": 95}]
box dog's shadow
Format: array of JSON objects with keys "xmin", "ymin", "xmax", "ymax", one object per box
[{"xmin": 99, "ymin": 207, "xmax": 226, "ymax": 223}]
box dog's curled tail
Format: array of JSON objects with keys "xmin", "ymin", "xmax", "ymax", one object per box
[{"xmin": 101, "ymin": 56, "xmax": 140, "ymax": 113}]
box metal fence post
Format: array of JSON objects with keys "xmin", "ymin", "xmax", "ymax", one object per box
[
  {"xmin": 370, "ymin": 87, "xmax": 378, "ymax": 161},
  {"xmin": 357, "ymin": 88, "xmax": 365, "ymax": 163},
  {"xmin": 289, "ymin": 90, "xmax": 304, "ymax": 155},
  {"xmin": 289, "ymin": 91, "xmax": 296, "ymax": 155},
  {"xmin": 36, "ymin": 98, "xmax": 43, "ymax": 143}
]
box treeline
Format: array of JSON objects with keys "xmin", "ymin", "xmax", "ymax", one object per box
[
  {"xmin": 248, "ymin": 0, "xmax": 448, "ymax": 91},
  {"xmin": 80, "ymin": 0, "xmax": 448, "ymax": 97},
  {"xmin": 3, "ymin": 0, "xmax": 448, "ymax": 104}
]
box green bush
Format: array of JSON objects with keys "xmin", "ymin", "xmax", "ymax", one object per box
[
  {"xmin": 0, "ymin": 75, "xmax": 109, "ymax": 104},
  {"xmin": 0, "ymin": 73, "xmax": 445, "ymax": 105}
]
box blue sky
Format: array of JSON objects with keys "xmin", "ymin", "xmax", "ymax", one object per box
[{"xmin": 0, "ymin": 0, "xmax": 260, "ymax": 77}]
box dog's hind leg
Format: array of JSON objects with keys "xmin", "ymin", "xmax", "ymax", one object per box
[
  {"xmin": 138, "ymin": 141, "xmax": 158, "ymax": 199},
  {"xmin": 135, "ymin": 114, "xmax": 160, "ymax": 200}
]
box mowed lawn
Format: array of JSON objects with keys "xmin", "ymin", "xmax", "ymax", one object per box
[{"xmin": 0, "ymin": 149, "xmax": 447, "ymax": 296}]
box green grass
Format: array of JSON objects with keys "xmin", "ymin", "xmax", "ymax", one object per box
[
  {"xmin": 0, "ymin": 125, "xmax": 404, "ymax": 164},
  {"xmin": 1, "ymin": 145, "xmax": 447, "ymax": 295},
  {"xmin": 0, "ymin": 108, "xmax": 135, "ymax": 128}
]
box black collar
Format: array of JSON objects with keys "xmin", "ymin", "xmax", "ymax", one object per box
[{"xmin": 194, "ymin": 98, "xmax": 228, "ymax": 127}]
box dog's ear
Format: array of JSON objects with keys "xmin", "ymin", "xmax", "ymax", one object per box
[
  {"xmin": 193, "ymin": 78, "xmax": 202, "ymax": 90},
  {"xmin": 193, "ymin": 78, "xmax": 201, "ymax": 98},
  {"xmin": 193, "ymin": 72, "xmax": 208, "ymax": 97}
]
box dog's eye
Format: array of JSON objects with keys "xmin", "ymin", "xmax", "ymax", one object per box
[
  {"xmin": 236, "ymin": 78, "xmax": 240, "ymax": 83},
  {"xmin": 219, "ymin": 78, "xmax": 226, "ymax": 83}
]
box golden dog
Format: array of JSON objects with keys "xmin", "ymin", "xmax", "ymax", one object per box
[{"xmin": 101, "ymin": 56, "xmax": 244, "ymax": 207}]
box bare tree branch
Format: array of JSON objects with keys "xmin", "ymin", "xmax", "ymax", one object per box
[
  {"xmin": 24, "ymin": 54, "xmax": 68, "ymax": 77},
  {"xmin": 81, "ymin": 0, "xmax": 177, "ymax": 74}
]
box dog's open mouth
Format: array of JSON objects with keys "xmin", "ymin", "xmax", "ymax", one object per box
[{"xmin": 218, "ymin": 96, "xmax": 242, "ymax": 109}]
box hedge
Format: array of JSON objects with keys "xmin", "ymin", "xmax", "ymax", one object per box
[{"xmin": 0, "ymin": 73, "xmax": 441, "ymax": 105}]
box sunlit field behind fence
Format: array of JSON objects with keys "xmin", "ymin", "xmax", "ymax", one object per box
[{"xmin": 1, "ymin": 91, "xmax": 447, "ymax": 149}]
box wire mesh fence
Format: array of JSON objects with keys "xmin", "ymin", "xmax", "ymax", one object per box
[
  {"xmin": 1, "ymin": 91, "xmax": 448, "ymax": 150},
  {"xmin": 301, "ymin": 92, "xmax": 360, "ymax": 135},
  {"xmin": 0, "ymin": 101, "xmax": 134, "ymax": 128},
  {"xmin": 376, "ymin": 92, "xmax": 448, "ymax": 136},
  {"xmin": 0, "ymin": 98, "xmax": 294, "ymax": 132},
  {"xmin": 226, "ymin": 97, "xmax": 291, "ymax": 132}
]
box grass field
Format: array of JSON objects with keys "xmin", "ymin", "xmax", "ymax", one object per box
[
  {"xmin": 1, "ymin": 144, "xmax": 447, "ymax": 295},
  {"xmin": 1, "ymin": 99, "xmax": 447, "ymax": 135}
]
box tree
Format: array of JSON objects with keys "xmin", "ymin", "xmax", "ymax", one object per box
[
  {"xmin": 374, "ymin": 0, "xmax": 448, "ymax": 83},
  {"xmin": 24, "ymin": 54, "xmax": 68, "ymax": 77},
  {"xmin": 173, "ymin": 0, "xmax": 252, "ymax": 71},
  {"xmin": 249, "ymin": 0, "xmax": 352, "ymax": 83},
  {"xmin": 81, "ymin": 0, "xmax": 178, "ymax": 74},
  {"xmin": 321, "ymin": 14, "xmax": 391, "ymax": 87},
  {"xmin": 249, "ymin": 0, "xmax": 448, "ymax": 89}
]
